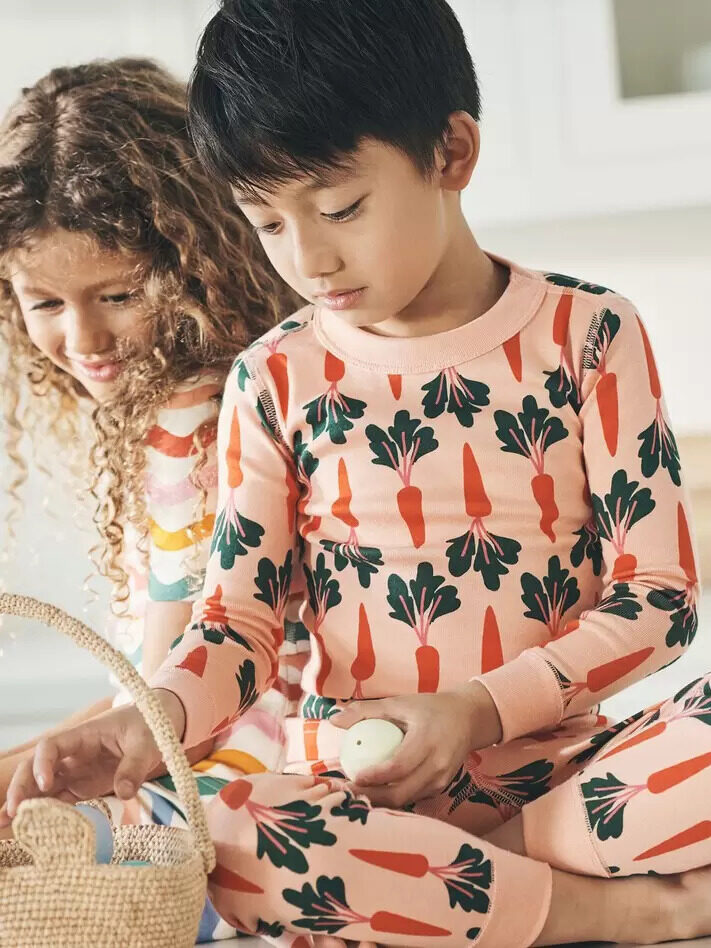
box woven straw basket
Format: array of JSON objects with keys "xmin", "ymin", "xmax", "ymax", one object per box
[{"xmin": 0, "ymin": 593, "xmax": 217, "ymax": 948}]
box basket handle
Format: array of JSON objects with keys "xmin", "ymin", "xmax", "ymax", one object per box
[{"xmin": 0, "ymin": 593, "xmax": 216, "ymax": 874}]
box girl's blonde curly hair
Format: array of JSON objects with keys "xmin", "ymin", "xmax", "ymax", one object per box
[{"xmin": 0, "ymin": 57, "xmax": 298, "ymax": 611}]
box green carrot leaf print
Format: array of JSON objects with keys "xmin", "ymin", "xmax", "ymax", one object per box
[
  {"xmin": 283, "ymin": 875, "xmax": 353, "ymax": 934},
  {"xmin": 253, "ymin": 551, "xmax": 293, "ymax": 615},
  {"xmin": 571, "ymin": 522, "xmax": 603, "ymax": 576},
  {"xmin": 581, "ymin": 772, "xmax": 634, "ymax": 841},
  {"xmin": 638, "ymin": 417, "xmax": 681, "ymax": 486},
  {"xmin": 445, "ymin": 528, "xmax": 521, "ymax": 591},
  {"xmin": 236, "ymin": 659, "xmax": 258, "ymax": 715},
  {"xmin": 302, "ymin": 694, "xmax": 339, "ymax": 719},
  {"xmin": 230, "ymin": 356, "xmax": 250, "ymax": 392},
  {"xmin": 592, "ymin": 470, "xmax": 656, "ymax": 543},
  {"xmin": 304, "ymin": 553, "xmax": 343, "ymax": 621},
  {"xmin": 331, "ymin": 793, "xmax": 372, "ymax": 825},
  {"xmin": 420, "ymin": 369, "xmax": 490, "ymax": 428},
  {"xmin": 256, "ymin": 801, "xmax": 337, "ymax": 875},
  {"xmin": 255, "ymin": 920, "xmax": 285, "ymax": 938},
  {"xmin": 387, "ymin": 563, "xmax": 461, "ymax": 628},
  {"xmin": 587, "ymin": 309, "xmax": 621, "ymax": 372},
  {"xmin": 303, "ymin": 389, "xmax": 367, "ymax": 445},
  {"xmin": 520, "ymin": 556, "xmax": 580, "ymax": 637},
  {"xmin": 647, "ymin": 588, "xmax": 698, "ymax": 648},
  {"xmin": 439, "ymin": 844, "xmax": 492, "ymax": 914},
  {"xmin": 292, "ymin": 430, "xmax": 319, "ymax": 481},
  {"xmin": 366, "ymin": 411, "xmax": 438, "ymax": 471},
  {"xmin": 211, "ymin": 506, "xmax": 265, "ymax": 570},
  {"xmin": 544, "ymin": 364, "xmax": 582, "ymax": 414},
  {"xmin": 596, "ymin": 584, "xmax": 642, "ymax": 620},
  {"xmin": 494, "ymin": 396, "xmax": 568, "ymax": 458},
  {"xmin": 545, "ymin": 273, "xmax": 614, "ymax": 295},
  {"xmin": 320, "ymin": 539, "xmax": 383, "ymax": 589}
]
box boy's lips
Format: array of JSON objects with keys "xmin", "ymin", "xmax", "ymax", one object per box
[{"xmin": 316, "ymin": 287, "xmax": 366, "ymax": 310}]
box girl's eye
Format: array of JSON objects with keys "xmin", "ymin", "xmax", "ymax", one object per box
[
  {"xmin": 30, "ymin": 299, "xmax": 62, "ymax": 311},
  {"xmin": 323, "ymin": 198, "xmax": 364, "ymax": 223},
  {"xmin": 102, "ymin": 292, "xmax": 135, "ymax": 305}
]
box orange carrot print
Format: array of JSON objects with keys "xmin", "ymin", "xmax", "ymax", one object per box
[
  {"xmin": 481, "ymin": 606, "xmax": 503, "ymax": 672},
  {"xmin": 646, "ymin": 751, "xmax": 711, "ymax": 794},
  {"xmin": 531, "ymin": 472, "xmax": 558, "ymax": 544},
  {"xmin": 388, "ymin": 373, "xmax": 402, "ymax": 399},
  {"xmin": 503, "ymin": 332, "xmax": 522, "ymax": 382},
  {"xmin": 447, "ymin": 446, "xmax": 521, "ymax": 590},
  {"xmin": 415, "ymin": 644, "xmax": 440, "ymax": 694},
  {"xmin": 351, "ymin": 604, "xmax": 376, "ymax": 698},
  {"xmin": 226, "ymin": 406, "xmax": 243, "ymax": 489},
  {"xmin": 463, "ymin": 444, "xmax": 492, "ymax": 518},
  {"xmin": 635, "ymin": 821, "xmax": 711, "ymax": 861},
  {"xmin": 325, "ymin": 350, "xmax": 346, "ymax": 382},
  {"xmin": 558, "ymin": 646, "xmax": 654, "ymax": 705},
  {"xmin": 332, "ymin": 458, "xmax": 359, "ymax": 528},
  {"xmin": 495, "ymin": 395, "xmax": 568, "ymax": 542},
  {"xmin": 599, "ymin": 720, "xmax": 667, "ymax": 760},
  {"xmin": 590, "ymin": 308, "xmax": 621, "ymax": 456},
  {"xmin": 366, "ymin": 410, "xmax": 438, "ymax": 549},
  {"xmin": 266, "ymin": 349, "xmax": 289, "ymax": 417}
]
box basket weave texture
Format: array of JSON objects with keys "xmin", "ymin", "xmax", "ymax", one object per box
[{"xmin": 0, "ymin": 593, "xmax": 217, "ymax": 948}]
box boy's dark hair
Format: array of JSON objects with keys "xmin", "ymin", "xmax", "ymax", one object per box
[{"xmin": 189, "ymin": 0, "xmax": 481, "ymax": 195}]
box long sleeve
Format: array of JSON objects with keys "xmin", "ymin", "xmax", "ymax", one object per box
[
  {"xmin": 475, "ymin": 300, "xmax": 700, "ymax": 742},
  {"xmin": 145, "ymin": 376, "xmax": 221, "ymax": 604},
  {"xmin": 149, "ymin": 356, "xmax": 300, "ymax": 748}
]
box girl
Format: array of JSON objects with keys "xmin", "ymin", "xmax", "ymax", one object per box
[{"xmin": 0, "ymin": 58, "xmax": 305, "ymax": 942}]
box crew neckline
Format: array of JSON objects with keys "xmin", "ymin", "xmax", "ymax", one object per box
[{"xmin": 312, "ymin": 252, "xmax": 546, "ymax": 374}]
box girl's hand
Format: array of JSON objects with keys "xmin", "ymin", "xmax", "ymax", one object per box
[
  {"xmin": 0, "ymin": 689, "xmax": 185, "ymax": 827},
  {"xmin": 331, "ymin": 683, "xmax": 502, "ymax": 808}
]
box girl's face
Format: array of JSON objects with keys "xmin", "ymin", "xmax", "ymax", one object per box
[{"xmin": 10, "ymin": 229, "xmax": 148, "ymax": 402}]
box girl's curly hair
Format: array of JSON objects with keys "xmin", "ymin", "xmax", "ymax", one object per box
[{"xmin": 0, "ymin": 57, "xmax": 298, "ymax": 611}]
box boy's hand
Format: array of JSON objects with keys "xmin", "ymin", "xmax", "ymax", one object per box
[
  {"xmin": 331, "ymin": 683, "xmax": 502, "ymax": 808},
  {"xmin": 0, "ymin": 689, "xmax": 186, "ymax": 827}
]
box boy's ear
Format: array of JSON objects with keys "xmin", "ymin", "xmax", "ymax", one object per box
[{"xmin": 437, "ymin": 111, "xmax": 480, "ymax": 192}]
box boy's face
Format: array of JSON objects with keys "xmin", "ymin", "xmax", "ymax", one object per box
[{"xmin": 235, "ymin": 141, "xmax": 451, "ymax": 328}]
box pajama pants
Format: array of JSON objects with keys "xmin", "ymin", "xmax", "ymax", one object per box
[
  {"xmin": 203, "ymin": 673, "xmax": 711, "ymax": 947},
  {"xmin": 106, "ymin": 673, "xmax": 711, "ymax": 946}
]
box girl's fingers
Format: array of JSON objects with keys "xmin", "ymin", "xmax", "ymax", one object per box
[
  {"xmin": 5, "ymin": 756, "xmax": 44, "ymax": 818},
  {"xmin": 33, "ymin": 729, "xmax": 97, "ymax": 794},
  {"xmin": 0, "ymin": 804, "xmax": 10, "ymax": 828},
  {"xmin": 114, "ymin": 750, "xmax": 151, "ymax": 799}
]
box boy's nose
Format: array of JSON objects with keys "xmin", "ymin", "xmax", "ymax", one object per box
[{"xmin": 292, "ymin": 230, "xmax": 342, "ymax": 282}]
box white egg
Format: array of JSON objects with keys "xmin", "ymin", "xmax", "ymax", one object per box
[{"xmin": 339, "ymin": 718, "xmax": 405, "ymax": 781}]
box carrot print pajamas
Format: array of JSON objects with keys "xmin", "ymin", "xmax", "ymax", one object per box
[{"xmin": 150, "ymin": 256, "xmax": 704, "ymax": 946}]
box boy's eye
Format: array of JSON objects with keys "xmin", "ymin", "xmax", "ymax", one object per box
[
  {"xmin": 254, "ymin": 222, "xmax": 281, "ymax": 236},
  {"xmin": 322, "ymin": 198, "xmax": 364, "ymax": 222}
]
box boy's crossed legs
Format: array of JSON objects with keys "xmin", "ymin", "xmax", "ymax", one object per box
[{"xmin": 205, "ymin": 674, "xmax": 711, "ymax": 946}]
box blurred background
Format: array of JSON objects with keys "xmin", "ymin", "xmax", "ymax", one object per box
[{"xmin": 1, "ymin": 0, "xmax": 710, "ymax": 745}]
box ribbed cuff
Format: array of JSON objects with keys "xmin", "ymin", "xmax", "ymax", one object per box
[
  {"xmin": 471, "ymin": 650, "xmax": 564, "ymax": 742},
  {"xmin": 148, "ymin": 668, "xmax": 219, "ymax": 749},
  {"xmin": 474, "ymin": 846, "xmax": 553, "ymax": 948},
  {"xmin": 522, "ymin": 776, "xmax": 609, "ymax": 878}
]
